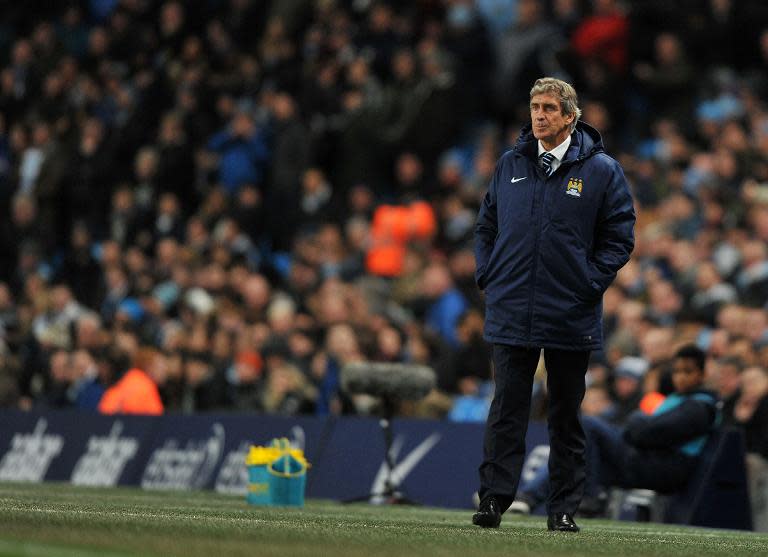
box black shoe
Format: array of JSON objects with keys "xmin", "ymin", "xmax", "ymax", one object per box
[
  {"xmin": 472, "ymin": 497, "xmax": 502, "ymax": 528},
  {"xmin": 547, "ymin": 513, "xmax": 580, "ymax": 532}
]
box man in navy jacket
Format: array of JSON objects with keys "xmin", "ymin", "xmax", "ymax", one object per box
[{"xmin": 472, "ymin": 77, "xmax": 635, "ymax": 532}]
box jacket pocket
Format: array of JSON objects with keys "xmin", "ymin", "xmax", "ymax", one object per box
[
  {"xmin": 582, "ymin": 262, "xmax": 604, "ymax": 302},
  {"xmin": 544, "ymin": 222, "xmax": 600, "ymax": 304},
  {"xmin": 476, "ymin": 232, "xmax": 503, "ymax": 290}
]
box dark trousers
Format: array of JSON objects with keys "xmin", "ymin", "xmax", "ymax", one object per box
[
  {"xmin": 478, "ymin": 344, "xmax": 589, "ymax": 515},
  {"xmin": 519, "ymin": 416, "xmax": 695, "ymax": 505},
  {"xmin": 584, "ymin": 416, "xmax": 694, "ymax": 493}
]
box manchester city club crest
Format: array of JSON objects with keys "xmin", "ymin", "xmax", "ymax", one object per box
[{"xmin": 566, "ymin": 177, "xmax": 583, "ymax": 197}]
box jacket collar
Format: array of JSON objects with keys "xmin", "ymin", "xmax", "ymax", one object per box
[{"xmin": 514, "ymin": 121, "xmax": 605, "ymax": 165}]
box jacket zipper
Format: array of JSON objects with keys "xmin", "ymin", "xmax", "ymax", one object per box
[
  {"xmin": 526, "ymin": 157, "xmax": 581, "ymax": 345},
  {"xmin": 526, "ymin": 163, "xmax": 546, "ymax": 345}
]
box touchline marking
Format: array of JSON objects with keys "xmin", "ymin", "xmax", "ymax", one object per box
[{"xmin": 511, "ymin": 177, "xmax": 527, "ymax": 183}]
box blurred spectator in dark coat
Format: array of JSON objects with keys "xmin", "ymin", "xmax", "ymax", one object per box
[
  {"xmin": 100, "ymin": 265, "xmax": 129, "ymax": 325},
  {"xmin": 107, "ymin": 186, "xmax": 146, "ymax": 248},
  {"xmin": 690, "ymin": 261, "xmax": 738, "ymax": 325},
  {"xmin": 689, "ymin": 0, "xmax": 741, "ymax": 68},
  {"xmin": 27, "ymin": 121, "xmax": 68, "ymax": 243},
  {"xmin": 633, "ymin": 32, "xmax": 695, "ymax": 127},
  {"xmin": 7, "ymin": 39, "xmax": 38, "ymax": 111},
  {"xmin": 63, "ymin": 117, "xmax": 116, "ymax": 240},
  {"xmin": 0, "ymin": 195, "xmax": 48, "ymax": 283},
  {"xmin": 382, "ymin": 48, "xmax": 424, "ymax": 134},
  {"xmin": 225, "ymin": 350, "xmax": 264, "ymax": 411},
  {"xmin": 261, "ymin": 361, "xmax": 316, "ymax": 415},
  {"xmin": 393, "ymin": 152, "xmax": 428, "ymax": 200},
  {"xmin": 181, "ymin": 351, "xmax": 228, "ymax": 413},
  {"xmin": 152, "ymin": 192, "xmax": 185, "ymax": 244},
  {"xmin": 132, "ymin": 147, "xmax": 160, "ymax": 214},
  {"xmin": 609, "ymin": 356, "xmax": 648, "ymax": 424},
  {"xmin": 74, "ymin": 312, "xmax": 106, "ymax": 354},
  {"xmin": 453, "ymin": 309, "xmax": 493, "ymax": 383},
  {"xmin": 448, "ymin": 248, "xmax": 485, "ymax": 311},
  {"xmin": 405, "ymin": 46, "xmax": 462, "ymax": 166},
  {"xmin": 302, "ymin": 67, "xmax": 341, "ymax": 168},
  {"xmin": 733, "ymin": 366, "xmax": 768, "ymax": 459},
  {"xmin": 41, "ymin": 349, "xmax": 72, "ymax": 408},
  {"xmin": 312, "ymin": 323, "xmax": 362, "ymax": 416},
  {"xmin": 736, "ymin": 240, "xmax": 768, "ymax": 308},
  {"xmin": 57, "ymin": 5, "xmax": 90, "ymax": 59},
  {"xmin": 493, "ymin": 0, "xmax": 563, "ymax": 116},
  {"xmin": 69, "ymin": 348, "xmax": 104, "ymax": 411},
  {"xmin": 0, "ymin": 115, "xmax": 12, "ymax": 214},
  {"xmin": 716, "ymin": 356, "xmax": 744, "ymax": 425},
  {"xmin": 231, "ymin": 184, "xmax": 266, "ymax": 244},
  {"xmin": 157, "ymin": 1, "xmax": 187, "ymax": 59},
  {"xmin": 258, "ymin": 16, "xmax": 301, "ymax": 90},
  {"xmin": 155, "ymin": 112, "xmax": 197, "ymax": 214},
  {"xmin": 443, "ymin": 0, "xmax": 493, "ymax": 119},
  {"xmin": 345, "ymin": 93, "xmax": 391, "ymax": 188},
  {"xmin": 265, "ymin": 92, "xmax": 310, "ymax": 249},
  {"xmin": 357, "ymin": 3, "xmax": 399, "ymax": 79},
  {"xmin": 298, "ymin": 167, "xmax": 340, "ymax": 227},
  {"xmin": 54, "ymin": 222, "xmax": 102, "ymax": 310}
]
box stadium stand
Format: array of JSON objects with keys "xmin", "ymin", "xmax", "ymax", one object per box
[{"xmin": 0, "ymin": 0, "xmax": 768, "ymax": 523}]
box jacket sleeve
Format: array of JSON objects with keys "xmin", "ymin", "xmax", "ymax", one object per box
[
  {"xmin": 623, "ymin": 399, "xmax": 716, "ymax": 450},
  {"xmin": 589, "ymin": 157, "xmax": 635, "ymax": 294},
  {"xmin": 474, "ymin": 161, "xmax": 500, "ymax": 290}
]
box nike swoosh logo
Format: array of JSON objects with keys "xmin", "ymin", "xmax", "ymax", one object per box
[
  {"xmin": 369, "ymin": 433, "xmax": 441, "ymax": 499},
  {"xmin": 510, "ymin": 177, "xmax": 527, "ymax": 183}
]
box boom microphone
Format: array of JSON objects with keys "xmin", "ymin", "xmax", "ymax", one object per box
[{"xmin": 341, "ymin": 362, "xmax": 436, "ymax": 401}]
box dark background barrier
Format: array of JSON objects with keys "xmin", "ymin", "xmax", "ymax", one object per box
[{"xmin": 0, "ymin": 409, "xmax": 550, "ymax": 509}]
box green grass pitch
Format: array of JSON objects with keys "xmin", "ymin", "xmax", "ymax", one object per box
[{"xmin": 1, "ymin": 483, "xmax": 767, "ymax": 557}]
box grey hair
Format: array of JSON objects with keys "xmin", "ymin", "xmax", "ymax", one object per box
[{"xmin": 530, "ymin": 77, "xmax": 582, "ymax": 132}]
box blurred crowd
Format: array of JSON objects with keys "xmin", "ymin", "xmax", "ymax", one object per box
[{"xmin": 0, "ymin": 0, "xmax": 767, "ymax": 458}]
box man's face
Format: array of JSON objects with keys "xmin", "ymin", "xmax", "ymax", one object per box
[
  {"xmin": 672, "ymin": 357, "xmax": 704, "ymax": 393},
  {"xmin": 530, "ymin": 93, "xmax": 574, "ymax": 148}
]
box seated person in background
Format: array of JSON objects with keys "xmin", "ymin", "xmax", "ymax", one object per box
[
  {"xmin": 715, "ymin": 356, "xmax": 745, "ymax": 425},
  {"xmin": 510, "ymin": 344, "xmax": 719, "ymax": 516},
  {"xmin": 581, "ymin": 384, "xmax": 615, "ymax": 420},
  {"xmin": 607, "ymin": 356, "xmax": 648, "ymax": 424},
  {"xmin": 731, "ymin": 365, "xmax": 768, "ymax": 529},
  {"xmin": 69, "ymin": 349, "xmax": 104, "ymax": 411},
  {"xmin": 732, "ymin": 366, "xmax": 768, "ymax": 459},
  {"xmin": 448, "ymin": 376, "xmax": 493, "ymax": 423}
]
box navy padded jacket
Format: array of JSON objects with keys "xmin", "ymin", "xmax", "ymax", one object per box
[{"xmin": 474, "ymin": 121, "xmax": 635, "ymax": 351}]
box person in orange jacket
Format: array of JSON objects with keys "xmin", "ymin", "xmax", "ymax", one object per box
[{"xmin": 98, "ymin": 346, "xmax": 167, "ymax": 415}]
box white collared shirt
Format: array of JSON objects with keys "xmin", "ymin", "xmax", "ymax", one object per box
[{"xmin": 537, "ymin": 134, "xmax": 572, "ymax": 174}]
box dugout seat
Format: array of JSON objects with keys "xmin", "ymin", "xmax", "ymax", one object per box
[
  {"xmin": 663, "ymin": 428, "xmax": 752, "ymax": 530},
  {"xmin": 609, "ymin": 429, "xmax": 752, "ymax": 530},
  {"xmin": 609, "ymin": 428, "xmax": 753, "ymax": 530}
]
